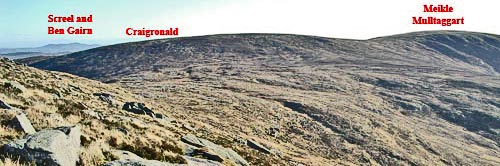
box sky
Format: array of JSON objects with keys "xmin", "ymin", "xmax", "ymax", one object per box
[{"xmin": 0, "ymin": 0, "xmax": 498, "ymax": 48}]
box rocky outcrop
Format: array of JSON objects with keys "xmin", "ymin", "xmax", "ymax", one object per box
[
  {"xmin": 2, "ymin": 126, "xmax": 81, "ymax": 166},
  {"xmin": 109, "ymin": 150, "xmax": 143, "ymax": 160},
  {"xmin": 246, "ymin": 140, "xmax": 271, "ymax": 154},
  {"xmin": 184, "ymin": 156, "xmax": 221, "ymax": 166},
  {"xmin": 122, "ymin": 102, "xmax": 155, "ymax": 117},
  {"xmin": 94, "ymin": 92, "xmax": 115, "ymax": 106},
  {"xmin": 8, "ymin": 113, "xmax": 36, "ymax": 134},
  {"xmin": 103, "ymin": 159, "xmax": 178, "ymax": 166},
  {"xmin": 103, "ymin": 150, "xmax": 221, "ymax": 166},
  {"xmin": 181, "ymin": 134, "xmax": 248, "ymax": 166},
  {"xmin": 1, "ymin": 80, "xmax": 26, "ymax": 94},
  {"xmin": 0, "ymin": 99, "xmax": 12, "ymax": 109},
  {"xmin": 121, "ymin": 103, "xmax": 170, "ymax": 121},
  {"xmin": 103, "ymin": 150, "xmax": 178, "ymax": 166}
]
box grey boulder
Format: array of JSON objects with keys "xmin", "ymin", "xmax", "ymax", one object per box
[{"xmin": 2, "ymin": 126, "xmax": 81, "ymax": 166}]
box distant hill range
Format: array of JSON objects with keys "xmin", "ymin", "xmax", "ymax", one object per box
[
  {"xmin": 28, "ymin": 31, "xmax": 500, "ymax": 80},
  {"xmin": 0, "ymin": 43, "xmax": 100, "ymax": 54},
  {"xmin": 0, "ymin": 43, "xmax": 100, "ymax": 60}
]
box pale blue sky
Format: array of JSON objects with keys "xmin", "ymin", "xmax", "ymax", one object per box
[
  {"xmin": 0, "ymin": 0, "xmax": 225, "ymax": 47},
  {"xmin": 1, "ymin": 0, "xmax": 498, "ymax": 48}
]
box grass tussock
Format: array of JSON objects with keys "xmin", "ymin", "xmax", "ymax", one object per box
[
  {"xmin": 0, "ymin": 158, "xmax": 21, "ymax": 166},
  {"xmin": 79, "ymin": 141, "xmax": 109, "ymax": 166}
]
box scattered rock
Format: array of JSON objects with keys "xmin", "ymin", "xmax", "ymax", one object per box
[
  {"xmin": 94, "ymin": 93, "xmax": 115, "ymax": 106},
  {"xmin": 116, "ymin": 127, "xmax": 129, "ymax": 135},
  {"xmin": 107, "ymin": 150, "xmax": 146, "ymax": 161},
  {"xmin": 189, "ymin": 148, "xmax": 224, "ymax": 163},
  {"xmin": 8, "ymin": 113, "xmax": 36, "ymax": 134},
  {"xmin": 267, "ymin": 126, "xmax": 280, "ymax": 137},
  {"xmin": 69, "ymin": 84, "xmax": 83, "ymax": 92},
  {"xmin": 155, "ymin": 113, "xmax": 166, "ymax": 119},
  {"xmin": 0, "ymin": 99, "xmax": 12, "ymax": 109},
  {"xmin": 181, "ymin": 134, "xmax": 249, "ymax": 166},
  {"xmin": 54, "ymin": 75, "xmax": 62, "ymax": 80},
  {"xmin": 103, "ymin": 150, "xmax": 221, "ymax": 166},
  {"xmin": 122, "ymin": 102, "xmax": 155, "ymax": 117},
  {"xmin": 181, "ymin": 124, "xmax": 196, "ymax": 132},
  {"xmin": 181, "ymin": 134, "xmax": 215, "ymax": 149},
  {"xmin": 154, "ymin": 113, "xmax": 176, "ymax": 123},
  {"xmin": 246, "ymin": 140, "xmax": 271, "ymax": 154},
  {"xmin": 2, "ymin": 126, "xmax": 81, "ymax": 166},
  {"xmin": 234, "ymin": 137, "xmax": 247, "ymax": 145},
  {"xmin": 55, "ymin": 90, "xmax": 64, "ymax": 98}
]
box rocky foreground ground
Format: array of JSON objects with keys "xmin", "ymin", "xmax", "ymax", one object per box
[
  {"xmin": 0, "ymin": 58, "xmax": 259, "ymax": 165},
  {"xmin": 1, "ymin": 31, "xmax": 500, "ymax": 165}
]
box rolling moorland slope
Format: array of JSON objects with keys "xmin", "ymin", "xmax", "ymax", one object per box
[
  {"xmin": 0, "ymin": 58, "xmax": 259, "ymax": 166},
  {"xmin": 5, "ymin": 31, "xmax": 500, "ymax": 165}
]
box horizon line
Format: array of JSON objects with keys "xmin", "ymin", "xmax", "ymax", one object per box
[{"xmin": 2, "ymin": 30, "xmax": 498, "ymax": 49}]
